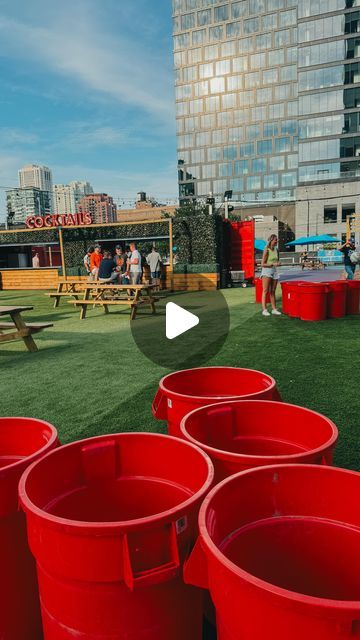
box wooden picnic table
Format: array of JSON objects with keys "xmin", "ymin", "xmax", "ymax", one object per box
[
  {"xmin": 0, "ymin": 306, "xmax": 53, "ymax": 353},
  {"xmin": 69, "ymin": 283, "xmax": 158, "ymax": 320},
  {"xmin": 46, "ymin": 278, "xmax": 87, "ymax": 308}
]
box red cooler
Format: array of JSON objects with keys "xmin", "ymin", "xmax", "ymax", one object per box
[
  {"xmin": 326, "ymin": 281, "xmax": 347, "ymax": 318},
  {"xmin": 346, "ymin": 280, "xmax": 360, "ymax": 315},
  {"xmin": 299, "ymin": 283, "xmax": 328, "ymax": 321}
]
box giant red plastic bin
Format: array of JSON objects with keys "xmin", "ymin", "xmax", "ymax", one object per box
[
  {"xmin": 184, "ymin": 464, "xmax": 360, "ymax": 640},
  {"xmin": 299, "ymin": 283, "xmax": 328, "ymax": 321},
  {"xmin": 0, "ymin": 417, "xmax": 58, "ymax": 640},
  {"xmin": 346, "ymin": 280, "xmax": 360, "ymax": 315},
  {"xmin": 180, "ymin": 400, "xmax": 338, "ymax": 482},
  {"xmin": 326, "ymin": 281, "xmax": 347, "ymax": 318},
  {"xmin": 152, "ymin": 367, "xmax": 282, "ymax": 438},
  {"xmin": 19, "ymin": 433, "xmax": 214, "ymax": 640},
  {"xmin": 287, "ymin": 282, "xmax": 304, "ymax": 318}
]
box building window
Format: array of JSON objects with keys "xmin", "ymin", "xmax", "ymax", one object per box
[
  {"xmin": 324, "ymin": 206, "xmax": 338, "ymax": 224},
  {"xmin": 342, "ymin": 204, "xmax": 355, "ymax": 222}
]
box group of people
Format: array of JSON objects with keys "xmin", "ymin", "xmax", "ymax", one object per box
[
  {"xmin": 260, "ymin": 234, "xmax": 359, "ymax": 317},
  {"xmin": 83, "ymin": 243, "xmax": 162, "ymax": 288}
]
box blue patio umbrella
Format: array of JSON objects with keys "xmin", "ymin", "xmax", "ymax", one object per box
[
  {"xmin": 255, "ymin": 238, "xmax": 266, "ymax": 251},
  {"xmin": 286, "ymin": 234, "xmax": 342, "ymax": 246}
]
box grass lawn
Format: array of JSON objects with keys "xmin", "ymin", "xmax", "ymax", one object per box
[{"xmin": 0, "ymin": 287, "xmax": 359, "ymax": 471}]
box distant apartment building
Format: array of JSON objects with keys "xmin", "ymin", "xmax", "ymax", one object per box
[
  {"xmin": 6, "ymin": 187, "xmax": 51, "ymax": 225},
  {"xmin": 77, "ymin": 193, "xmax": 117, "ymax": 224},
  {"xmin": 18, "ymin": 164, "xmax": 53, "ymax": 210},
  {"xmin": 54, "ymin": 181, "xmax": 94, "ymax": 215}
]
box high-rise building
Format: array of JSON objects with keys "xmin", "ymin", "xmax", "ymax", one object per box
[
  {"xmin": 54, "ymin": 181, "xmax": 94, "ymax": 215},
  {"xmin": 6, "ymin": 187, "xmax": 51, "ymax": 225},
  {"xmin": 18, "ymin": 164, "xmax": 53, "ymax": 212},
  {"xmin": 173, "ymin": 0, "xmax": 360, "ymax": 239},
  {"xmin": 77, "ymin": 193, "xmax": 117, "ymax": 224}
]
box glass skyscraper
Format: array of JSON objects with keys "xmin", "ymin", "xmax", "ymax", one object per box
[{"xmin": 173, "ymin": 0, "xmax": 360, "ymax": 206}]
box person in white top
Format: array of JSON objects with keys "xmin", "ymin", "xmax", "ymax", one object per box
[
  {"xmin": 32, "ymin": 253, "xmax": 40, "ymax": 268},
  {"xmin": 128, "ymin": 242, "xmax": 142, "ymax": 285}
]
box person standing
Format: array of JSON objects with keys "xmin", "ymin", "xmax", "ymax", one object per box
[
  {"xmin": 340, "ymin": 238, "xmax": 357, "ymax": 280},
  {"xmin": 83, "ymin": 246, "xmax": 94, "ymax": 278},
  {"xmin": 128, "ymin": 242, "xmax": 142, "ymax": 285},
  {"xmin": 261, "ymin": 234, "xmax": 282, "ymax": 317},
  {"xmin": 32, "ymin": 252, "xmax": 40, "ymax": 268},
  {"xmin": 146, "ymin": 247, "xmax": 162, "ymax": 290},
  {"xmin": 90, "ymin": 245, "xmax": 103, "ymax": 281}
]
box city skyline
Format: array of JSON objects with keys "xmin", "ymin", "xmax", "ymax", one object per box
[{"xmin": 0, "ymin": 0, "xmax": 178, "ymax": 221}]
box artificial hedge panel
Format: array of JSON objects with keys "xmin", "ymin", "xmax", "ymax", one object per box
[
  {"xmin": 173, "ymin": 263, "xmax": 220, "ymax": 274},
  {"xmin": 61, "ymin": 223, "xmax": 171, "ymax": 269},
  {"xmin": 0, "ymin": 229, "xmax": 59, "ymax": 245},
  {"xmin": 172, "ymin": 214, "xmax": 223, "ymax": 265}
]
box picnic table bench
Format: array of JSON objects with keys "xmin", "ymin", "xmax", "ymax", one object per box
[
  {"xmin": 69, "ymin": 283, "xmax": 159, "ymax": 320},
  {"xmin": 0, "ymin": 306, "xmax": 53, "ymax": 353},
  {"xmin": 46, "ymin": 278, "xmax": 87, "ymax": 308}
]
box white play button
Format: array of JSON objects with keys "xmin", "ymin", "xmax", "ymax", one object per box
[{"xmin": 166, "ymin": 302, "xmax": 200, "ymax": 340}]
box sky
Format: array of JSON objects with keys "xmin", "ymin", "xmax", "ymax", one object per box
[{"xmin": 0, "ymin": 0, "xmax": 177, "ymax": 219}]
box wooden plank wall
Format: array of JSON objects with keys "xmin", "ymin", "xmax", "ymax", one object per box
[
  {"xmin": 0, "ymin": 268, "xmax": 219, "ymax": 292},
  {"xmin": 0, "ymin": 269, "xmax": 60, "ymax": 290}
]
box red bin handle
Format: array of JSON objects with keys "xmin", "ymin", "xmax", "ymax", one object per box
[
  {"xmin": 122, "ymin": 522, "xmax": 180, "ymax": 591},
  {"xmin": 152, "ymin": 388, "xmax": 168, "ymax": 420},
  {"xmin": 183, "ymin": 537, "xmax": 209, "ymax": 590}
]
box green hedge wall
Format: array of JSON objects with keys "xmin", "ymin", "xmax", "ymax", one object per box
[
  {"xmin": 0, "ymin": 217, "xmax": 226, "ymax": 271},
  {"xmin": 0, "ymin": 229, "xmax": 59, "ymax": 245},
  {"xmin": 172, "ymin": 214, "xmax": 223, "ymax": 265},
  {"xmin": 62, "ymin": 223, "xmax": 170, "ymax": 269},
  {"xmin": 173, "ymin": 263, "xmax": 220, "ymax": 274}
]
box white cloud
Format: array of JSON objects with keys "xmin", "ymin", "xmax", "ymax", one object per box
[
  {"xmin": 0, "ymin": 5, "xmax": 175, "ymax": 124},
  {"xmin": 0, "ymin": 128, "xmax": 38, "ymax": 145}
]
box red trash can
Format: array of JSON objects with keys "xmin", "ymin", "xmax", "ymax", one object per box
[
  {"xmin": 19, "ymin": 433, "xmax": 214, "ymax": 640},
  {"xmin": 184, "ymin": 464, "xmax": 360, "ymax": 640},
  {"xmin": 299, "ymin": 283, "xmax": 328, "ymax": 321},
  {"xmin": 280, "ymin": 281, "xmax": 290, "ymax": 314},
  {"xmin": 326, "ymin": 281, "xmax": 347, "ymax": 318},
  {"xmin": 346, "ymin": 280, "xmax": 360, "ymax": 315},
  {"xmin": 287, "ymin": 281, "xmax": 307, "ymax": 318},
  {"xmin": 180, "ymin": 399, "xmax": 338, "ymax": 482},
  {"xmin": 254, "ymin": 278, "xmax": 270, "ymax": 304},
  {"xmin": 0, "ymin": 417, "xmax": 58, "ymax": 640},
  {"xmin": 152, "ymin": 367, "xmax": 282, "ymax": 438}
]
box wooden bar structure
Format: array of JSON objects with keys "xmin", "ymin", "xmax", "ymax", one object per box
[{"xmin": 0, "ymin": 219, "xmax": 220, "ymax": 293}]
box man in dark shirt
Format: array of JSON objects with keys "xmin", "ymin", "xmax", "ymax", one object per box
[
  {"xmin": 98, "ymin": 251, "xmax": 119, "ymax": 283},
  {"xmin": 340, "ymin": 238, "xmax": 356, "ymax": 280}
]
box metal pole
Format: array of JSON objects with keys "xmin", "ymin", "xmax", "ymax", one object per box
[
  {"xmin": 59, "ymin": 228, "xmax": 66, "ymax": 279},
  {"xmin": 224, "ymin": 200, "xmax": 229, "ymax": 220}
]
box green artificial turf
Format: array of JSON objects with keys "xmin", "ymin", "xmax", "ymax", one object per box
[{"xmin": 0, "ymin": 288, "xmax": 359, "ymax": 471}]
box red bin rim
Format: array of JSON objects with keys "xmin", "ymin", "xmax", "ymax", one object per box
[
  {"xmin": 180, "ymin": 399, "xmax": 338, "ymax": 463},
  {"xmin": 19, "ymin": 431, "xmax": 214, "ymax": 534},
  {"xmin": 0, "ymin": 416, "xmax": 58, "ymax": 478},
  {"xmin": 158, "ymin": 367, "xmax": 277, "ymax": 403},
  {"xmin": 197, "ymin": 463, "xmax": 360, "ymax": 612}
]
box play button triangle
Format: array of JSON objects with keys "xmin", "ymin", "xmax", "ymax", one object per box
[{"xmin": 166, "ymin": 302, "xmax": 200, "ymax": 340}]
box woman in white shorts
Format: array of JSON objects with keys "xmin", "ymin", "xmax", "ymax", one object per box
[{"xmin": 261, "ymin": 234, "xmax": 281, "ymax": 317}]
